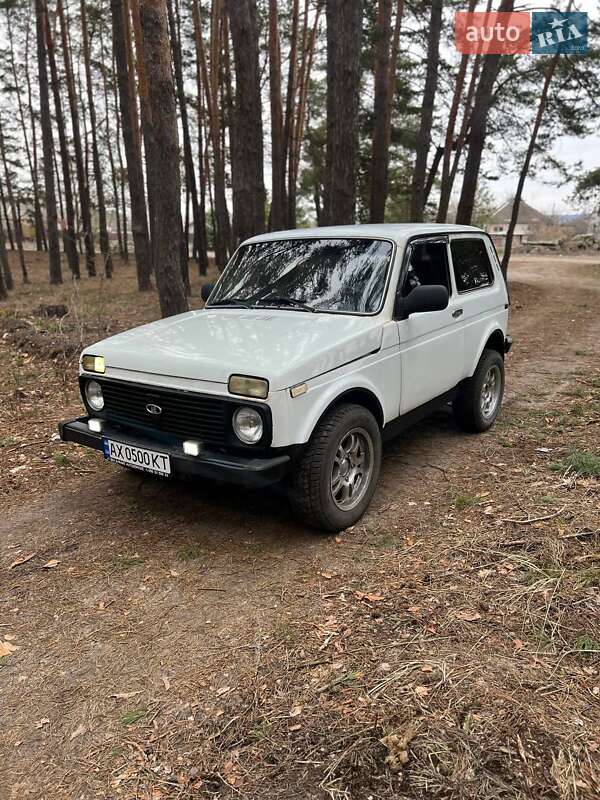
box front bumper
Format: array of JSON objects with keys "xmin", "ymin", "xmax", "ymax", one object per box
[{"xmin": 59, "ymin": 416, "xmax": 291, "ymax": 488}]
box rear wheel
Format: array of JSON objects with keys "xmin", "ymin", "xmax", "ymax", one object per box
[
  {"xmin": 288, "ymin": 403, "xmax": 382, "ymax": 532},
  {"xmin": 453, "ymin": 349, "xmax": 504, "ymax": 433}
]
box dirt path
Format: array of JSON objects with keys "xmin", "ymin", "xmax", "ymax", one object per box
[{"xmin": 1, "ymin": 255, "xmax": 599, "ymax": 800}]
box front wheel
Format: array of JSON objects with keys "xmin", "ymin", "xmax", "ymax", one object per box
[
  {"xmin": 453, "ymin": 349, "xmax": 505, "ymax": 433},
  {"xmin": 288, "ymin": 403, "xmax": 382, "ymax": 532}
]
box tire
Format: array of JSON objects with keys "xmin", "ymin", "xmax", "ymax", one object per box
[
  {"xmin": 288, "ymin": 403, "xmax": 382, "ymax": 532},
  {"xmin": 453, "ymin": 348, "xmax": 505, "ymax": 433}
]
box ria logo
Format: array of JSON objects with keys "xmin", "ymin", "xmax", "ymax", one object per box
[
  {"xmin": 146, "ymin": 403, "xmax": 162, "ymax": 416},
  {"xmin": 531, "ymin": 12, "xmax": 588, "ymax": 54}
]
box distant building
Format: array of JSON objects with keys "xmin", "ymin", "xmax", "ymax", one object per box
[{"xmin": 485, "ymin": 199, "xmax": 550, "ymax": 247}]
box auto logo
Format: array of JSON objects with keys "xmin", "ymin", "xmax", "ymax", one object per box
[{"xmin": 146, "ymin": 403, "xmax": 162, "ymax": 416}]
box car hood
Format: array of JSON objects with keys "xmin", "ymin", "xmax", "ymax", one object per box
[{"xmin": 90, "ymin": 308, "xmax": 384, "ymax": 391}]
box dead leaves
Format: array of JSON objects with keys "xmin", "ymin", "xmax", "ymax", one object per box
[
  {"xmin": 111, "ymin": 691, "xmax": 143, "ymax": 701},
  {"xmin": 454, "ymin": 609, "xmax": 482, "ymax": 622},
  {"xmin": 8, "ymin": 553, "xmax": 61, "ymax": 570},
  {"xmin": 0, "ymin": 639, "xmax": 19, "ymax": 657},
  {"xmin": 9, "ymin": 552, "xmax": 36, "ymax": 569},
  {"xmin": 354, "ymin": 590, "xmax": 385, "ymax": 603}
]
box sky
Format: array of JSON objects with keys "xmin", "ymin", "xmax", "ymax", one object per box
[{"xmin": 487, "ymin": 0, "xmax": 599, "ymax": 213}]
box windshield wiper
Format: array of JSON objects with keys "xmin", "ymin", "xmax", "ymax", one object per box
[
  {"xmin": 254, "ymin": 295, "xmax": 316, "ymax": 313},
  {"xmin": 209, "ymin": 297, "xmax": 253, "ymax": 308}
]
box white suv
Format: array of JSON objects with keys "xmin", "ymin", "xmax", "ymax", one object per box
[{"xmin": 60, "ymin": 224, "xmax": 511, "ymax": 531}]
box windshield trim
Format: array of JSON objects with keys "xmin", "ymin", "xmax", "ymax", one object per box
[{"xmin": 206, "ymin": 235, "xmax": 397, "ymax": 318}]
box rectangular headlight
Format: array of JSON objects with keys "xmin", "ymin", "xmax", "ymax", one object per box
[
  {"xmin": 81, "ymin": 354, "xmax": 105, "ymax": 374},
  {"xmin": 228, "ymin": 374, "xmax": 269, "ymax": 399}
]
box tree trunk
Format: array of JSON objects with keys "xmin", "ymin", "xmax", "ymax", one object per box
[
  {"xmin": 456, "ymin": 0, "xmax": 514, "ymax": 225},
  {"xmin": 7, "ymin": 10, "xmax": 45, "ymax": 254},
  {"xmin": 226, "ymin": 0, "xmax": 266, "ymax": 245},
  {"xmin": 191, "ymin": 0, "xmax": 209, "ymax": 274},
  {"xmin": 35, "ymin": 0, "xmax": 62, "ymax": 284},
  {"xmin": 283, "ymin": 0, "xmax": 299, "ymax": 221},
  {"xmin": 111, "ymin": 0, "xmax": 152, "ymax": 290},
  {"xmin": 287, "ymin": 1, "xmax": 321, "ymax": 228},
  {"xmin": 44, "ymin": 2, "xmax": 80, "ymax": 279},
  {"xmin": 129, "ymin": 0, "xmax": 158, "ymax": 266},
  {"xmin": 0, "ymin": 183, "xmax": 12, "ymax": 292},
  {"xmin": 167, "ymin": 0, "xmax": 206, "ymax": 273},
  {"xmin": 323, "ymin": 0, "xmax": 363, "ymax": 225},
  {"xmin": 0, "ymin": 183, "xmax": 14, "ymax": 250},
  {"xmin": 423, "ymin": 144, "xmax": 444, "ymax": 208},
  {"xmin": 268, "ymin": 0, "xmax": 286, "ymax": 231},
  {"xmin": 369, "ymin": 0, "xmax": 393, "ymax": 223},
  {"xmin": 194, "ymin": 0, "xmax": 230, "ymax": 268},
  {"xmin": 138, "ymin": 0, "xmax": 188, "ymax": 317},
  {"xmin": 436, "ymin": 0, "xmax": 476, "ymax": 223},
  {"xmin": 100, "ymin": 24, "xmax": 124, "ymax": 262},
  {"xmin": 81, "ymin": 0, "xmax": 113, "ymax": 279},
  {"xmin": 30, "ymin": 111, "xmax": 47, "ymax": 251},
  {"xmin": 408, "ymin": 0, "xmax": 442, "ymax": 222},
  {"xmin": 0, "ymin": 118, "xmax": 29, "ymax": 284},
  {"xmin": 57, "ymin": 0, "xmax": 96, "ymax": 277},
  {"xmin": 501, "ymin": 56, "xmax": 559, "ymax": 276}
]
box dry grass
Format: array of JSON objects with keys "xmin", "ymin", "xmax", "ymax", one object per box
[{"xmin": 0, "ymin": 252, "xmax": 599, "ymax": 799}]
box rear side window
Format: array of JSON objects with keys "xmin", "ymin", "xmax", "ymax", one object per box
[{"xmin": 451, "ymin": 238, "xmax": 494, "ymax": 292}]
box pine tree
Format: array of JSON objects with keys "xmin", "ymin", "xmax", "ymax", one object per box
[{"xmin": 138, "ymin": 0, "xmax": 188, "ymax": 316}]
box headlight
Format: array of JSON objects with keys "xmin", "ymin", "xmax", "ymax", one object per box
[
  {"xmin": 85, "ymin": 379, "xmax": 104, "ymax": 411},
  {"xmin": 232, "ymin": 406, "xmax": 263, "ymax": 444},
  {"xmin": 228, "ymin": 374, "xmax": 269, "ymax": 399},
  {"xmin": 82, "ymin": 354, "xmax": 105, "ymax": 374}
]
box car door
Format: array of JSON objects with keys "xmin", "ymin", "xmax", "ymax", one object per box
[
  {"xmin": 447, "ymin": 234, "xmax": 506, "ymax": 378},
  {"xmin": 396, "ymin": 236, "xmax": 465, "ymax": 415}
]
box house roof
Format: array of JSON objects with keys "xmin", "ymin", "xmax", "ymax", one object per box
[{"xmin": 488, "ymin": 199, "xmax": 550, "ymax": 225}]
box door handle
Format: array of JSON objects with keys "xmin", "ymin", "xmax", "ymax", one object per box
[{"xmin": 452, "ymin": 308, "xmax": 464, "ymax": 319}]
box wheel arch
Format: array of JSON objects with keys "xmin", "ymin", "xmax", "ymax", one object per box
[
  {"xmin": 322, "ymin": 387, "xmax": 385, "ymax": 429},
  {"xmin": 300, "ymin": 385, "xmax": 385, "ymax": 446},
  {"xmin": 470, "ymin": 326, "xmax": 506, "ymax": 376},
  {"xmin": 484, "ymin": 328, "xmax": 506, "ymax": 357}
]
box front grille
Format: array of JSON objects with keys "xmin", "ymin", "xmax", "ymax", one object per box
[{"xmin": 99, "ymin": 379, "xmax": 228, "ymax": 446}]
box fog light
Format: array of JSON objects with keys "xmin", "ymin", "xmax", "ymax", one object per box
[
  {"xmin": 183, "ymin": 440, "xmax": 201, "ymax": 457},
  {"xmin": 88, "ymin": 418, "xmax": 104, "ymax": 433}
]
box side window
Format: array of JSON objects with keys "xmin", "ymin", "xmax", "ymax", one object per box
[
  {"xmin": 401, "ymin": 241, "xmax": 451, "ymax": 298},
  {"xmin": 451, "ymin": 238, "xmax": 494, "ymax": 292}
]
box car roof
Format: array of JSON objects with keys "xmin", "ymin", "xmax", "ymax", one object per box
[{"xmin": 244, "ymin": 223, "xmax": 484, "ymax": 247}]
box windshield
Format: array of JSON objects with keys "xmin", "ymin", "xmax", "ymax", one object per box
[{"xmin": 208, "ymin": 237, "xmax": 394, "ymax": 314}]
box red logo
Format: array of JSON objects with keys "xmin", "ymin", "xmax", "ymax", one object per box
[{"xmin": 455, "ymin": 12, "xmax": 531, "ymax": 54}]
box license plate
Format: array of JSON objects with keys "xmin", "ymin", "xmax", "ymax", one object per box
[{"xmin": 102, "ymin": 438, "xmax": 171, "ymax": 477}]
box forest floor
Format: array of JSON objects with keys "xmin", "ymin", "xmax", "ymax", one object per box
[{"xmin": 0, "ymin": 251, "xmax": 599, "ymax": 800}]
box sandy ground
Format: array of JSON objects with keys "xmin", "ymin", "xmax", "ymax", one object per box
[{"xmin": 0, "ymin": 253, "xmax": 599, "ymax": 799}]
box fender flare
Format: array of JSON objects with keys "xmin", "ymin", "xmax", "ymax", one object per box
[
  {"xmin": 296, "ymin": 376, "xmax": 386, "ymax": 445},
  {"xmin": 470, "ymin": 325, "xmax": 506, "ymax": 377}
]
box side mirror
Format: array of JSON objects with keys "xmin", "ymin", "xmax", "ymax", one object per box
[
  {"xmin": 201, "ymin": 282, "xmax": 215, "ymax": 302},
  {"xmin": 396, "ymin": 285, "xmax": 449, "ymax": 319}
]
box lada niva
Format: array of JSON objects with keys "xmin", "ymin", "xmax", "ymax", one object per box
[{"xmin": 60, "ymin": 224, "xmax": 511, "ymax": 531}]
